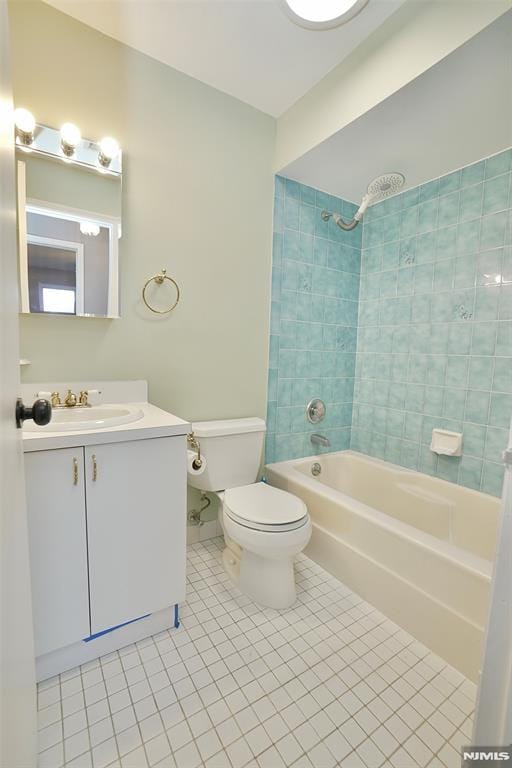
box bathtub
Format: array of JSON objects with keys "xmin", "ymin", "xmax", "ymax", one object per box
[{"xmin": 265, "ymin": 450, "xmax": 500, "ymax": 681}]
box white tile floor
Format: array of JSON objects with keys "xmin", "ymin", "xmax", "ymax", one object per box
[{"xmin": 38, "ymin": 538, "xmax": 476, "ymax": 768}]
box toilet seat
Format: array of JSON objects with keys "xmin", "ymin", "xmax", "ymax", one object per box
[{"xmin": 223, "ymin": 482, "xmax": 308, "ymax": 533}]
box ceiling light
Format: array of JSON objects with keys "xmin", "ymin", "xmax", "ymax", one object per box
[
  {"xmin": 14, "ymin": 107, "xmax": 36, "ymax": 145},
  {"xmin": 280, "ymin": 0, "xmax": 368, "ymax": 29},
  {"xmin": 98, "ymin": 136, "xmax": 120, "ymax": 168},
  {"xmin": 60, "ymin": 122, "xmax": 81, "ymax": 157},
  {"xmin": 80, "ymin": 221, "xmax": 100, "ymax": 237}
]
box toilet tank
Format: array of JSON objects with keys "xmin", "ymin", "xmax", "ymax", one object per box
[{"xmin": 188, "ymin": 418, "xmax": 266, "ymax": 492}]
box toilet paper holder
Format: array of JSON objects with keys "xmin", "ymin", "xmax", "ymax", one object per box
[{"xmin": 187, "ymin": 432, "xmax": 203, "ymax": 469}]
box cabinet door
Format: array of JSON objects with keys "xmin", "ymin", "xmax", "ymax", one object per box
[
  {"xmin": 85, "ymin": 437, "xmax": 186, "ymax": 635},
  {"xmin": 25, "ymin": 448, "xmax": 90, "ymax": 656}
]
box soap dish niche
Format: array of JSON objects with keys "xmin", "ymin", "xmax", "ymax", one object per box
[{"xmin": 430, "ymin": 428, "xmax": 463, "ymax": 457}]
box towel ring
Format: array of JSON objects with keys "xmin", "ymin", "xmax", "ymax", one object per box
[{"xmin": 142, "ymin": 269, "xmax": 180, "ymax": 314}]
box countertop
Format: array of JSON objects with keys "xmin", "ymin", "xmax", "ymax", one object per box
[{"xmin": 23, "ymin": 403, "xmax": 190, "ymax": 452}]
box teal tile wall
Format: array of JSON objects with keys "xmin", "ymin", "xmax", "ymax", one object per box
[
  {"xmin": 351, "ymin": 148, "xmax": 512, "ymax": 496},
  {"xmin": 266, "ymin": 176, "xmax": 362, "ymax": 463}
]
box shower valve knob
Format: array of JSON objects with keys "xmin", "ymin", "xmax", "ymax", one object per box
[{"xmin": 306, "ymin": 398, "xmax": 326, "ymax": 424}]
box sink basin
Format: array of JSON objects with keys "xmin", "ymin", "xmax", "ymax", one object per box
[{"xmin": 24, "ymin": 405, "xmax": 144, "ymax": 432}]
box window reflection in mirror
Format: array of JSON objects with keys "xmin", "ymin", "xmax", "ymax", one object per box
[
  {"xmin": 26, "ymin": 207, "xmax": 115, "ymax": 316},
  {"xmin": 27, "ymin": 235, "xmax": 80, "ymax": 315}
]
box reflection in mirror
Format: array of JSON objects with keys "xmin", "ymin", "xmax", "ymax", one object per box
[
  {"xmin": 17, "ymin": 152, "xmax": 122, "ymax": 318},
  {"xmin": 25, "ymin": 205, "xmax": 117, "ymax": 317},
  {"xmin": 27, "ymin": 232, "xmax": 83, "ymax": 315}
]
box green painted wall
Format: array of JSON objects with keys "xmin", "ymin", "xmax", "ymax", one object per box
[{"xmin": 10, "ymin": 0, "xmax": 276, "ymax": 429}]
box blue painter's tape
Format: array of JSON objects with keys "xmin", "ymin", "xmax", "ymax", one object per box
[
  {"xmin": 174, "ymin": 604, "xmax": 180, "ymax": 629},
  {"xmin": 83, "ymin": 613, "xmax": 150, "ymax": 643}
]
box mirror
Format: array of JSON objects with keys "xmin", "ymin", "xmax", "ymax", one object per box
[{"xmin": 17, "ymin": 153, "xmax": 122, "ymax": 318}]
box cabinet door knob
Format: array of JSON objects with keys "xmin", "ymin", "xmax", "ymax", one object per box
[
  {"xmin": 73, "ymin": 458, "xmax": 79, "ymax": 485},
  {"xmin": 92, "ymin": 454, "xmax": 98, "ymax": 482}
]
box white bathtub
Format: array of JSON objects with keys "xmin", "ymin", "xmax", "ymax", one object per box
[{"xmin": 265, "ymin": 450, "xmax": 500, "ymax": 681}]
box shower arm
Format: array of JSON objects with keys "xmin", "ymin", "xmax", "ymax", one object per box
[
  {"xmin": 321, "ymin": 211, "xmax": 359, "ymax": 231},
  {"xmin": 321, "ymin": 194, "xmax": 371, "ymax": 231}
]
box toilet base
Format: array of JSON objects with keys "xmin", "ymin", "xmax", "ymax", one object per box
[
  {"xmin": 222, "ymin": 542, "xmax": 297, "ymax": 609},
  {"xmin": 239, "ymin": 550, "xmax": 297, "ymax": 610},
  {"xmin": 222, "ymin": 545, "xmax": 240, "ymax": 584},
  {"xmin": 219, "ymin": 504, "xmax": 309, "ymax": 610}
]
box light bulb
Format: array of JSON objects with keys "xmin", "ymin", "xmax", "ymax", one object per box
[
  {"xmin": 14, "ymin": 107, "xmax": 35, "ymax": 133},
  {"xmin": 80, "ymin": 221, "xmax": 100, "ymax": 237},
  {"xmin": 98, "ymin": 136, "xmax": 120, "ymax": 167},
  {"xmin": 282, "ymin": 0, "xmax": 367, "ymax": 28},
  {"xmin": 60, "ymin": 122, "xmax": 81, "ymax": 156},
  {"xmin": 14, "ymin": 107, "xmax": 36, "ymax": 144}
]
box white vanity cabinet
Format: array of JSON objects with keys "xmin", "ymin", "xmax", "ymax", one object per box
[
  {"xmin": 84, "ymin": 438, "xmax": 186, "ymax": 634},
  {"xmin": 25, "ymin": 436, "xmax": 186, "ymax": 659},
  {"xmin": 25, "ymin": 447, "xmax": 90, "ymax": 657}
]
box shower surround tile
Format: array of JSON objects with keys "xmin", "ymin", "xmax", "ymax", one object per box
[
  {"xmin": 352, "ymin": 149, "xmax": 512, "ymax": 496},
  {"xmin": 266, "ymin": 177, "xmax": 362, "ymax": 463},
  {"xmin": 267, "ymin": 149, "xmax": 511, "ymax": 495}
]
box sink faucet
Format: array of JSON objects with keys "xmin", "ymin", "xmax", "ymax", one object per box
[
  {"xmin": 64, "ymin": 390, "xmax": 90, "ymax": 408},
  {"xmin": 64, "ymin": 389, "xmax": 78, "ymax": 407},
  {"xmin": 311, "ymin": 433, "xmax": 331, "ymax": 449},
  {"xmin": 45, "ymin": 389, "xmax": 96, "ymax": 409}
]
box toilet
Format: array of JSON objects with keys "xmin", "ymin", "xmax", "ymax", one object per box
[{"xmin": 187, "ymin": 417, "xmax": 311, "ymax": 609}]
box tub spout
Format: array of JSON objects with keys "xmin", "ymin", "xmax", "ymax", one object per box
[{"xmin": 311, "ymin": 433, "xmax": 330, "ymax": 448}]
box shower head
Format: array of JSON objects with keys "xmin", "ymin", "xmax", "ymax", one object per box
[
  {"xmin": 352, "ymin": 172, "xmax": 405, "ymax": 222},
  {"xmin": 322, "ymin": 171, "xmax": 406, "ymax": 230},
  {"xmin": 366, "ymin": 172, "xmax": 405, "ymax": 201}
]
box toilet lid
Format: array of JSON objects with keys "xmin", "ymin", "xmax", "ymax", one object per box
[{"xmin": 224, "ymin": 483, "xmax": 307, "ymax": 528}]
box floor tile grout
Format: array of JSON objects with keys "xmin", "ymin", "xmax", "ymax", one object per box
[{"xmin": 37, "ymin": 538, "xmax": 475, "ymax": 768}]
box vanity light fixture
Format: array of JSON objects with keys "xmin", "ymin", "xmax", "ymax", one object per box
[
  {"xmin": 98, "ymin": 136, "xmax": 120, "ymax": 168},
  {"xmin": 14, "ymin": 107, "xmax": 36, "ymax": 145},
  {"xmin": 280, "ymin": 0, "xmax": 368, "ymax": 29},
  {"xmin": 60, "ymin": 122, "xmax": 81, "ymax": 157},
  {"xmin": 79, "ymin": 221, "xmax": 100, "ymax": 237},
  {"xmin": 13, "ymin": 109, "xmax": 122, "ymax": 177}
]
